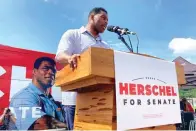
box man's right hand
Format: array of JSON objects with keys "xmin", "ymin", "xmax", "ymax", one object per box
[{"xmin": 68, "ymin": 54, "xmax": 80, "ymax": 70}]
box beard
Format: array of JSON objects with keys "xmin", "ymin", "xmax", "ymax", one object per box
[
  {"xmin": 37, "ymin": 78, "xmax": 53, "ymax": 90},
  {"xmin": 94, "ymin": 22, "xmax": 106, "ymax": 33},
  {"xmin": 93, "ymin": 24, "xmax": 101, "ymax": 34}
]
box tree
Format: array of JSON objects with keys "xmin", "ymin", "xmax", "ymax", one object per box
[{"xmin": 179, "ymin": 88, "xmax": 196, "ymax": 98}]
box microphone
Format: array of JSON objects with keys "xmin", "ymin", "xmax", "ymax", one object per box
[{"xmin": 107, "ymin": 25, "xmax": 136, "ymax": 35}]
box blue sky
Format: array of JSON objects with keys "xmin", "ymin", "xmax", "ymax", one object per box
[{"xmin": 0, "ymin": 0, "xmax": 196, "ymax": 63}]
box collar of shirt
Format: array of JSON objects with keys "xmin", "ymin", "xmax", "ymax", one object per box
[
  {"xmin": 27, "ymin": 83, "xmax": 64, "ymax": 122},
  {"xmin": 28, "ymin": 82, "xmax": 46, "ymax": 96},
  {"xmin": 79, "ymin": 26, "xmax": 102, "ymax": 41}
]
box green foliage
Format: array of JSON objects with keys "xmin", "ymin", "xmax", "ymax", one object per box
[{"xmin": 179, "ymin": 88, "xmax": 196, "ymax": 98}]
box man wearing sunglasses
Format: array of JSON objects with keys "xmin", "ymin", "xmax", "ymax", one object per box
[{"xmin": 9, "ymin": 57, "xmax": 67, "ymax": 130}]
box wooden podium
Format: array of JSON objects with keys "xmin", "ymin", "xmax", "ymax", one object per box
[{"xmin": 55, "ymin": 47, "xmax": 186, "ymax": 130}]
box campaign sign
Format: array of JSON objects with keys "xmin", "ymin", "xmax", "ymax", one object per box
[{"xmin": 114, "ymin": 51, "xmax": 181, "ymax": 130}]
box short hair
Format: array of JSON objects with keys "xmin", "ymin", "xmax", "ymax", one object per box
[
  {"xmin": 34, "ymin": 57, "xmax": 56, "ymax": 69},
  {"xmin": 88, "ymin": 7, "xmax": 107, "ymax": 18}
]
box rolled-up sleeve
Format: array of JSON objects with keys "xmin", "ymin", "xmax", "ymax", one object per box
[
  {"xmin": 56, "ymin": 30, "xmax": 75, "ymax": 58},
  {"xmin": 9, "ymin": 91, "xmax": 46, "ymax": 130}
]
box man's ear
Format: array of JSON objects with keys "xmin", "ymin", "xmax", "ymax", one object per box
[
  {"xmin": 33, "ymin": 69, "xmax": 37, "ymax": 76},
  {"xmin": 90, "ymin": 14, "xmax": 94, "ymax": 21}
]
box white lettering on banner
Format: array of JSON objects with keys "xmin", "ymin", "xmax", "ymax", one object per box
[
  {"xmin": 9, "ymin": 107, "xmax": 42, "ymax": 119},
  {"xmin": 10, "ymin": 66, "xmax": 31, "ymax": 101},
  {"xmin": 19, "ymin": 107, "xmax": 30, "ymax": 119},
  {"xmin": 32, "ymin": 107, "xmax": 42, "ymax": 118},
  {"xmin": 0, "ymin": 66, "xmax": 6, "ymax": 76},
  {"xmin": 0, "ymin": 90, "xmax": 4, "ymax": 98},
  {"xmin": 0, "ymin": 66, "xmax": 6, "ymax": 98},
  {"xmin": 114, "ymin": 51, "xmax": 181, "ymax": 130}
]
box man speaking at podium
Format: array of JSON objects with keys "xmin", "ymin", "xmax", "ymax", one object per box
[{"xmin": 55, "ymin": 7, "xmax": 110, "ymax": 130}]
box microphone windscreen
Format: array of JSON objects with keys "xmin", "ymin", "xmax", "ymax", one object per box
[{"xmin": 107, "ymin": 25, "xmax": 115, "ymax": 32}]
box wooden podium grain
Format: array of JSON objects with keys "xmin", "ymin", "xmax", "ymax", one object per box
[{"xmin": 55, "ymin": 47, "xmax": 186, "ymax": 130}]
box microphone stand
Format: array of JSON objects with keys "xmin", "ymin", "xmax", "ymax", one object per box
[
  {"xmin": 135, "ymin": 34, "xmax": 139, "ymax": 53},
  {"xmin": 118, "ymin": 34, "xmax": 133, "ymax": 52}
]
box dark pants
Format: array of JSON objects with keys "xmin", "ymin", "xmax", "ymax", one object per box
[{"xmin": 63, "ymin": 105, "xmax": 75, "ymax": 130}]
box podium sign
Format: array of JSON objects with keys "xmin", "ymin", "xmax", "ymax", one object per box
[
  {"xmin": 55, "ymin": 47, "xmax": 185, "ymax": 130},
  {"xmin": 114, "ymin": 51, "xmax": 181, "ymax": 130}
]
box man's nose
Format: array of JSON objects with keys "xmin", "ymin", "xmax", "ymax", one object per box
[{"xmin": 105, "ymin": 20, "xmax": 108, "ymax": 25}]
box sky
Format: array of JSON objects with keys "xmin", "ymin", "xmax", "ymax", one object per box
[{"xmin": 0, "ymin": 0, "xmax": 196, "ymax": 63}]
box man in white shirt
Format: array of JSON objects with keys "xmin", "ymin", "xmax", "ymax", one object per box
[{"xmin": 55, "ymin": 7, "xmax": 110, "ymax": 130}]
